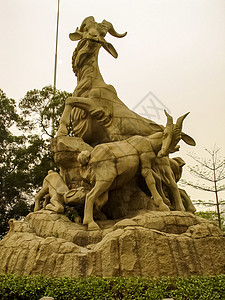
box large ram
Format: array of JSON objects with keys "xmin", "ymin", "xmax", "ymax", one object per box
[{"xmin": 57, "ymin": 16, "xmax": 163, "ymax": 145}]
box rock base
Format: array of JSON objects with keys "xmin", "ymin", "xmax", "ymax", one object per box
[{"xmin": 0, "ymin": 210, "xmax": 224, "ymax": 277}]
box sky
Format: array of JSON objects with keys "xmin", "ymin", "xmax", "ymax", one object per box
[{"xmin": 0, "ymin": 0, "xmax": 225, "ymax": 205}]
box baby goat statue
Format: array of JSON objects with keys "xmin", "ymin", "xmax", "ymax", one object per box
[{"xmin": 78, "ymin": 110, "xmax": 195, "ymax": 230}]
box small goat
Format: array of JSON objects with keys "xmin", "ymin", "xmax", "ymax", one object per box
[
  {"xmin": 153, "ymin": 157, "xmax": 196, "ymax": 213},
  {"xmin": 77, "ymin": 111, "xmax": 196, "ymax": 230}
]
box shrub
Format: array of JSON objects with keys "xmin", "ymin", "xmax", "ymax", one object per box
[{"xmin": 0, "ymin": 274, "xmax": 225, "ymax": 300}]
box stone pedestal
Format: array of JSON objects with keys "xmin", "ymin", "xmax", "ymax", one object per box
[{"xmin": 0, "ymin": 210, "xmax": 224, "ymax": 277}]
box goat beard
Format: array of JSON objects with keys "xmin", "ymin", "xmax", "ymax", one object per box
[
  {"xmin": 74, "ymin": 38, "xmax": 117, "ymax": 74},
  {"xmin": 74, "ymin": 39, "xmax": 100, "ymax": 71}
]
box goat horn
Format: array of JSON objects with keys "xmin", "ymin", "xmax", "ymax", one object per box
[
  {"xmin": 176, "ymin": 112, "xmax": 190, "ymax": 129},
  {"xmin": 102, "ymin": 20, "xmax": 127, "ymax": 38},
  {"xmin": 164, "ymin": 110, "xmax": 173, "ymax": 126},
  {"xmin": 80, "ymin": 16, "xmax": 95, "ymax": 31}
]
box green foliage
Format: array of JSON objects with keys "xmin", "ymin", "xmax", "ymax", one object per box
[
  {"xmin": 0, "ymin": 275, "xmax": 225, "ymax": 300},
  {"xmin": 0, "ymin": 90, "xmax": 19, "ymax": 140},
  {"xmin": 196, "ymin": 211, "xmax": 225, "ymax": 231},
  {"xmin": 0, "ymin": 90, "xmax": 32, "ymax": 238},
  {"xmin": 19, "ymin": 85, "xmax": 71, "ymax": 137},
  {"xmin": 196, "ymin": 210, "xmax": 220, "ymax": 221},
  {"xmin": 0, "ymin": 86, "xmax": 70, "ymax": 238}
]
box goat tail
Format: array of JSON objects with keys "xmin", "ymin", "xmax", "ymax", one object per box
[{"xmin": 77, "ymin": 150, "xmax": 91, "ymax": 165}]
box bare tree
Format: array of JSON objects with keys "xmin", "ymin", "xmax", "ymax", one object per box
[{"xmin": 183, "ymin": 146, "xmax": 225, "ymax": 228}]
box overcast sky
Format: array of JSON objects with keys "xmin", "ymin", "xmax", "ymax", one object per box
[{"xmin": 1, "ymin": 0, "xmax": 225, "ymax": 203}]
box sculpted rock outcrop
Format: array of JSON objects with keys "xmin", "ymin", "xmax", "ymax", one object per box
[{"xmin": 0, "ymin": 210, "xmax": 225, "ymax": 277}]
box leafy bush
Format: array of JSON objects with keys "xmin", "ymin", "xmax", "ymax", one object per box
[{"xmin": 0, "ymin": 275, "xmax": 225, "ymax": 300}]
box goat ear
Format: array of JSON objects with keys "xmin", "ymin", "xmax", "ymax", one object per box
[
  {"xmin": 102, "ymin": 42, "xmax": 118, "ymax": 58},
  {"xmin": 181, "ymin": 132, "xmax": 196, "ymax": 146},
  {"xmin": 69, "ymin": 29, "xmax": 83, "ymax": 41}
]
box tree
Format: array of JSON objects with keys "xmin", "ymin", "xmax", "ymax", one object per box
[
  {"xmin": 19, "ymin": 85, "xmax": 71, "ymax": 137},
  {"xmin": 0, "ymin": 86, "xmax": 71, "ymax": 238},
  {"xmin": 195, "ymin": 211, "xmax": 225, "ymax": 231},
  {"xmin": 183, "ymin": 147, "xmax": 225, "ymax": 228},
  {"xmin": 18, "ymin": 86, "xmax": 72, "ymax": 188},
  {"xmin": 18, "ymin": 85, "xmax": 72, "ymax": 198},
  {"xmin": 0, "ymin": 90, "xmax": 32, "ymax": 237}
]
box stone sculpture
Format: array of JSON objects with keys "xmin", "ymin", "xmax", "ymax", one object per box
[
  {"xmin": 34, "ymin": 170, "xmax": 68, "ymax": 213},
  {"xmin": 49, "ymin": 16, "xmax": 196, "ymax": 229},
  {"xmin": 57, "ymin": 16, "xmax": 163, "ymax": 144},
  {"xmin": 1, "ymin": 16, "xmax": 225, "ymax": 278},
  {"xmin": 169, "ymin": 157, "xmax": 196, "ymax": 213},
  {"xmin": 152, "ymin": 157, "xmax": 196, "ymax": 213},
  {"xmin": 36, "ymin": 16, "xmax": 198, "ymax": 227},
  {"xmin": 34, "ymin": 170, "xmax": 87, "ymax": 214},
  {"xmin": 78, "ymin": 110, "xmax": 195, "ymax": 230}
]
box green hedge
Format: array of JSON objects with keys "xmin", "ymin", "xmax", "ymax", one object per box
[{"xmin": 0, "ymin": 274, "xmax": 225, "ymax": 300}]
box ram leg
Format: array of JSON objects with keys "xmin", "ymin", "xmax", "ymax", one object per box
[
  {"xmin": 153, "ymin": 171, "xmax": 171, "ymax": 206},
  {"xmin": 83, "ymin": 181, "xmax": 112, "ymax": 230},
  {"xmin": 179, "ymin": 188, "xmax": 196, "ymax": 213},
  {"xmin": 169, "ymin": 182, "xmax": 185, "ymax": 211},
  {"xmin": 57, "ymin": 103, "xmax": 72, "ymax": 136},
  {"xmin": 34, "ymin": 187, "xmax": 48, "ymax": 211},
  {"xmin": 142, "ymin": 169, "xmax": 170, "ymax": 212},
  {"xmin": 45, "ymin": 196, "xmax": 64, "ymax": 213}
]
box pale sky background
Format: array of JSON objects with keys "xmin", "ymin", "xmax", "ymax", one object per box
[{"xmin": 0, "ymin": 0, "xmax": 225, "ymax": 206}]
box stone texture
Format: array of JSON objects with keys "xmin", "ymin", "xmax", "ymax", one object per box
[
  {"xmin": 0, "ymin": 210, "xmax": 225, "ymax": 277},
  {"xmin": 51, "ymin": 136, "xmax": 92, "ymax": 189},
  {"xmin": 50, "ymin": 16, "xmax": 197, "ymax": 232},
  {"xmin": 1, "ymin": 17, "xmax": 223, "ymax": 279}
]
